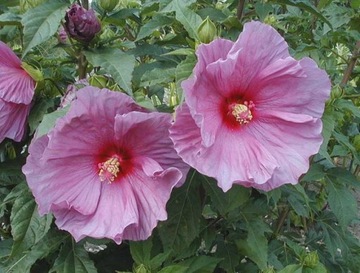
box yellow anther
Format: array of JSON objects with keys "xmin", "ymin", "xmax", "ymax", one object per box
[{"xmin": 98, "ymin": 157, "xmax": 121, "ymax": 183}]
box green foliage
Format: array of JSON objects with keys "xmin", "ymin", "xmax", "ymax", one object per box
[
  {"xmin": 0, "ymin": 0, "xmax": 359, "ymax": 272},
  {"xmin": 21, "ymin": 0, "xmax": 69, "ymax": 57}
]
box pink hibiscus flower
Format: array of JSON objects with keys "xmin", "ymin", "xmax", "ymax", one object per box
[
  {"xmin": 23, "ymin": 87, "xmax": 189, "ymax": 243},
  {"xmin": 0, "ymin": 41, "xmax": 36, "ymax": 142},
  {"xmin": 170, "ymin": 21, "xmax": 331, "ymax": 192}
]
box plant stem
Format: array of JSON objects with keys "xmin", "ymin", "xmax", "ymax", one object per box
[
  {"xmin": 273, "ymin": 207, "xmax": 290, "ymax": 238},
  {"xmin": 237, "ymin": 0, "xmax": 246, "ymax": 21},
  {"xmin": 78, "ymin": 52, "xmax": 88, "ymax": 79},
  {"xmin": 340, "ymin": 41, "xmax": 360, "ymax": 87}
]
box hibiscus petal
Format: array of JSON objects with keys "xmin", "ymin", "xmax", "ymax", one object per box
[
  {"xmin": 0, "ymin": 99, "xmax": 30, "ymax": 142},
  {"xmin": 23, "ymin": 118, "xmax": 103, "ymax": 216},
  {"xmin": 114, "ymin": 111, "xmax": 189, "ymax": 186},
  {"xmin": 0, "ymin": 42, "xmax": 35, "ymax": 104},
  {"xmin": 228, "ymin": 21, "xmax": 290, "ymax": 85},
  {"xmin": 247, "ymin": 115, "xmax": 323, "ymax": 190},
  {"xmin": 250, "ymin": 57, "xmax": 331, "ymax": 118}
]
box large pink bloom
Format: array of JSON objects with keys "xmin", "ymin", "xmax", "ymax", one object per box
[
  {"xmin": 170, "ymin": 21, "xmax": 331, "ymax": 192},
  {"xmin": 0, "ymin": 41, "xmax": 35, "ymax": 142},
  {"xmin": 23, "ymin": 87, "xmax": 188, "ymax": 243}
]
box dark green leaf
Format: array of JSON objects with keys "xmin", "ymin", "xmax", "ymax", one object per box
[
  {"xmin": 50, "ymin": 238, "xmax": 97, "ymax": 273},
  {"xmin": 216, "ymin": 240, "xmax": 239, "ymax": 273},
  {"xmin": 326, "ymin": 179, "xmax": 357, "ymax": 227},
  {"xmin": 177, "ymin": 256, "xmax": 222, "ymax": 273},
  {"xmin": 10, "ymin": 190, "xmax": 52, "ymax": 257},
  {"xmin": 0, "ymin": 12, "xmax": 21, "ymax": 26},
  {"xmin": 158, "ymin": 265, "xmax": 188, "ymax": 273},
  {"xmin": 158, "ymin": 170, "xmax": 202, "ymax": 255},
  {"xmin": 4, "ymin": 230, "xmax": 68, "ymax": 273},
  {"xmin": 21, "ymin": 0, "xmax": 69, "ymax": 57},
  {"xmin": 237, "ymin": 218, "xmax": 270, "ymax": 270},
  {"xmin": 28, "ymin": 98, "xmax": 55, "ymax": 135}
]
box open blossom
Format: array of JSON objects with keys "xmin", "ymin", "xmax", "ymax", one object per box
[
  {"xmin": 23, "ymin": 87, "xmax": 189, "ymax": 243},
  {"xmin": 64, "ymin": 4, "xmax": 101, "ymax": 43},
  {"xmin": 170, "ymin": 21, "xmax": 331, "ymax": 192},
  {"xmin": 0, "ymin": 41, "xmax": 35, "ymax": 142}
]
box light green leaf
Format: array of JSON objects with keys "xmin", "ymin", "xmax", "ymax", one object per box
[
  {"xmin": 0, "ymin": 12, "xmax": 21, "ymax": 26},
  {"xmin": 50, "ymin": 238, "xmax": 97, "ymax": 273},
  {"xmin": 10, "ymin": 190, "xmax": 52, "ymax": 257},
  {"xmin": 140, "ymin": 67, "xmax": 176, "ymax": 87},
  {"xmin": 130, "ymin": 239, "xmax": 153, "ymax": 266},
  {"xmin": 35, "ymin": 106, "xmax": 69, "ymax": 138},
  {"xmin": 84, "ymin": 48, "xmax": 135, "ymax": 96},
  {"xmin": 136, "ymin": 14, "xmax": 173, "ymax": 41},
  {"xmin": 21, "ymin": 0, "xmax": 69, "ymax": 57},
  {"xmin": 278, "ymin": 264, "xmax": 303, "ymax": 273},
  {"xmin": 161, "ymin": 0, "xmax": 202, "ymax": 40},
  {"xmin": 269, "ymin": 0, "xmax": 332, "ymax": 29},
  {"xmin": 158, "ymin": 265, "xmax": 188, "ymax": 273}
]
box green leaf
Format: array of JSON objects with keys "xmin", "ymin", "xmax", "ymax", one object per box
[
  {"xmin": 303, "ymin": 262, "xmax": 327, "ymax": 273},
  {"xmin": 202, "ymin": 175, "xmax": 250, "ymax": 216},
  {"xmin": 35, "ymin": 106, "xmax": 69, "ymax": 138},
  {"xmin": 4, "ymin": 230, "xmax": 69, "ymax": 273},
  {"xmin": 136, "ymin": 14, "xmax": 173, "ymax": 41},
  {"xmin": 21, "ymin": 0, "xmax": 69, "ymax": 57},
  {"xmin": 50, "ymin": 238, "xmax": 97, "ymax": 273},
  {"xmin": 269, "ymin": 0, "xmax": 332, "ymax": 29},
  {"xmin": 10, "ymin": 190, "xmax": 52, "ymax": 257},
  {"xmin": 158, "ymin": 265, "xmax": 188, "ymax": 273},
  {"xmin": 326, "ymin": 178, "xmax": 357, "ymax": 227},
  {"xmin": 177, "ymin": 256, "xmax": 222, "ymax": 273},
  {"xmin": 278, "ymin": 264, "xmax": 303, "ymax": 273},
  {"xmin": 216, "ymin": 240, "xmax": 240, "ymax": 273},
  {"xmin": 130, "ymin": 239, "xmax": 153, "ymax": 266},
  {"xmin": 84, "ymin": 48, "xmax": 135, "ymax": 96},
  {"xmin": 162, "ymin": 0, "xmax": 202, "ymax": 40},
  {"xmin": 0, "ymin": 239, "xmax": 13, "ymax": 259},
  {"xmin": 237, "ymin": 218, "xmax": 270, "ymax": 270},
  {"xmin": 318, "ymin": 109, "xmax": 336, "ymax": 165},
  {"xmin": 325, "ymin": 167, "xmax": 360, "ymax": 188},
  {"xmin": 28, "ymin": 98, "xmax": 55, "ymax": 135},
  {"xmin": 0, "ymin": 159, "xmax": 25, "ymax": 186},
  {"xmin": 334, "ymin": 99, "xmax": 360, "ymax": 118},
  {"xmin": 140, "ymin": 67, "xmax": 176, "ymax": 87},
  {"xmin": 158, "ymin": 170, "xmax": 202, "ymax": 255},
  {"xmin": 0, "ymin": 12, "xmax": 21, "ymax": 26}
]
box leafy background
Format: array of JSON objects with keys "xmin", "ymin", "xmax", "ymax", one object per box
[{"xmin": 0, "ymin": 0, "xmax": 360, "ymax": 272}]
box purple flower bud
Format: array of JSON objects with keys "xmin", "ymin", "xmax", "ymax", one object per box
[
  {"xmin": 58, "ymin": 26, "xmax": 68, "ymax": 44},
  {"xmin": 64, "ymin": 4, "xmax": 101, "ymax": 43}
]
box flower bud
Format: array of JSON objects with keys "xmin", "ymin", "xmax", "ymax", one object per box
[
  {"xmin": 197, "ymin": 16, "xmax": 217, "ymax": 44},
  {"xmin": 58, "ymin": 26, "xmax": 68, "ymax": 44},
  {"xmin": 89, "ymin": 75, "xmax": 108, "ymax": 89},
  {"xmin": 97, "ymin": 0, "xmax": 118, "ymax": 12},
  {"xmin": 303, "ymin": 251, "xmax": 319, "ymax": 268},
  {"xmin": 64, "ymin": 4, "xmax": 101, "ymax": 43},
  {"xmin": 330, "ymin": 85, "xmax": 344, "ymax": 100}
]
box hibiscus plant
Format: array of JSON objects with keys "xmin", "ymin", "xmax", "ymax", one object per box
[{"xmin": 0, "ymin": 0, "xmax": 360, "ymax": 272}]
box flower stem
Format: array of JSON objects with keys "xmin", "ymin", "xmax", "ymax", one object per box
[
  {"xmin": 273, "ymin": 206, "xmax": 290, "ymax": 238},
  {"xmin": 78, "ymin": 52, "xmax": 88, "ymax": 79},
  {"xmin": 340, "ymin": 40, "xmax": 360, "ymax": 87},
  {"xmin": 237, "ymin": 0, "xmax": 246, "ymax": 21}
]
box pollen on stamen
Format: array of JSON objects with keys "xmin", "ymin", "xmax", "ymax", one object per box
[
  {"xmin": 98, "ymin": 157, "xmax": 121, "ymax": 184},
  {"xmin": 231, "ymin": 100, "xmax": 255, "ymax": 125}
]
